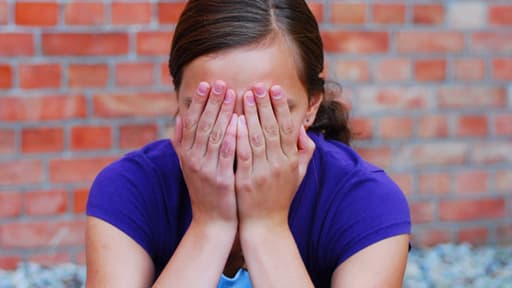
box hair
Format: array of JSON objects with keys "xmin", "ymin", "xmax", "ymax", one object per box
[{"xmin": 168, "ymin": 0, "xmax": 351, "ymax": 144}]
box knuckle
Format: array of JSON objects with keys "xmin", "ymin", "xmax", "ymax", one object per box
[
  {"xmin": 198, "ymin": 119, "xmax": 213, "ymax": 133},
  {"xmin": 263, "ymin": 124, "xmax": 279, "ymax": 138},
  {"xmin": 208, "ymin": 129, "xmax": 223, "ymax": 146},
  {"xmin": 183, "ymin": 116, "xmax": 197, "ymax": 130},
  {"xmin": 250, "ymin": 133, "xmax": 265, "ymax": 148},
  {"xmin": 280, "ymin": 119, "xmax": 294, "ymax": 136}
]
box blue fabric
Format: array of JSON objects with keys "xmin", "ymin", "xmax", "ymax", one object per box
[
  {"xmin": 86, "ymin": 132, "xmax": 411, "ymax": 287},
  {"xmin": 218, "ymin": 269, "xmax": 252, "ymax": 288}
]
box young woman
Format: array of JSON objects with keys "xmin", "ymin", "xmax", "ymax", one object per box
[{"xmin": 86, "ymin": 0, "xmax": 411, "ymax": 287}]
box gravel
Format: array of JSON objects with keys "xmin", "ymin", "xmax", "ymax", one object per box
[{"xmin": 1, "ymin": 244, "xmax": 511, "ymax": 287}]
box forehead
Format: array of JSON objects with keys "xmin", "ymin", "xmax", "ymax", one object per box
[{"xmin": 179, "ymin": 38, "xmax": 306, "ymax": 100}]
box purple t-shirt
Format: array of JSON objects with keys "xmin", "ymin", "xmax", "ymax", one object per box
[{"xmin": 86, "ymin": 132, "xmax": 411, "ymax": 287}]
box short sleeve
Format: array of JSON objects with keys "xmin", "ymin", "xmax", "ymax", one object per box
[
  {"xmin": 322, "ymin": 168, "xmax": 411, "ymax": 270},
  {"xmin": 86, "ymin": 154, "xmax": 157, "ymax": 260}
]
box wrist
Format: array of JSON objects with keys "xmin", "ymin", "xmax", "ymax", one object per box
[
  {"xmin": 189, "ymin": 218, "xmax": 238, "ymax": 245},
  {"xmin": 239, "ymin": 219, "xmax": 290, "ymax": 247}
]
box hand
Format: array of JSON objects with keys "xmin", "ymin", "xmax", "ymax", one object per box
[
  {"xmin": 172, "ymin": 80, "xmax": 238, "ymax": 229},
  {"xmin": 235, "ymin": 84, "xmax": 316, "ymax": 231}
]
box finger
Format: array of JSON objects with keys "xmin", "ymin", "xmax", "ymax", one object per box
[
  {"xmin": 182, "ymin": 82, "xmax": 210, "ymax": 149},
  {"xmin": 218, "ymin": 113, "xmax": 238, "ymax": 179},
  {"xmin": 253, "ymin": 83, "xmax": 281, "ymax": 159},
  {"xmin": 236, "ymin": 115, "xmax": 251, "ymax": 176},
  {"xmin": 298, "ymin": 126, "xmax": 316, "ymax": 178},
  {"xmin": 206, "ymin": 88, "xmax": 236, "ymax": 163},
  {"xmin": 193, "ymin": 80, "xmax": 227, "ymax": 155},
  {"xmin": 243, "ymin": 90, "xmax": 266, "ymax": 164},
  {"xmin": 269, "ymin": 85, "xmax": 297, "ymax": 157}
]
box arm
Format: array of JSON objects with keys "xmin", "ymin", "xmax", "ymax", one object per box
[
  {"xmin": 86, "ymin": 217, "xmax": 236, "ymax": 288},
  {"xmin": 331, "ymin": 235, "xmax": 410, "ymax": 288}
]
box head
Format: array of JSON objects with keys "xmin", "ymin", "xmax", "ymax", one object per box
[{"xmin": 169, "ymin": 0, "xmax": 351, "ymax": 144}]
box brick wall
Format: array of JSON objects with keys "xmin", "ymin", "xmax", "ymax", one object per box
[{"xmin": 0, "ymin": 0, "xmax": 510, "ymax": 269}]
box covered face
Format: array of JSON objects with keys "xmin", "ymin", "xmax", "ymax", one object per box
[{"xmin": 177, "ymin": 36, "xmax": 322, "ymax": 131}]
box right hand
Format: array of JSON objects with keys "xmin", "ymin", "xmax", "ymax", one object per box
[{"xmin": 172, "ymin": 80, "xmax": 238, "ymax": 229}]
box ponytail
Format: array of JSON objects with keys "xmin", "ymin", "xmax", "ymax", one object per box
[{"xmin": 308, "ymin": 80, "xmax": 352, "ymax": 145}]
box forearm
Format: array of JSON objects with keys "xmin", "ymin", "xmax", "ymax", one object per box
[
  {"xmin": 240, "ymin": 223, "xmax": 314, "ymax": 288},
  {"xmin": 153, "ymin": 220, "xmax": 236, "ymax": 288}
]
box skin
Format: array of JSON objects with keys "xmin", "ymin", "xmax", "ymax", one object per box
[{"xmin": 86, "ymin": 36, "xmax": 410, "ymax": 287}]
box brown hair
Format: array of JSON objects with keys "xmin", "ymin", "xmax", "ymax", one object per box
[{"xmin": 168, "ymin": 0, "xmax": 351, "ymax": 144}]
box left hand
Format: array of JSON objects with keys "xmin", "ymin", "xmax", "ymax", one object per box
[{"xmin": 235, "ymin": 83, "xmax": 316, "ymax": 231}]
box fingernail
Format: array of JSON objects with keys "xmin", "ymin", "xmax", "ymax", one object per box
[
  {"xmin": 225, "ymin": 89, "xmax": 235, "ymax": 104},
  {"xmin": 254, "ymin": 84, "xmax": 266, "ymax": 98},
  {"xmin": 213, "ymin": 81, "xmax": 225, "ymax": 94},
  {"xmin": 230, "ymin": 113, "xmax": 238, "ymax": 127},
  {"xmin": 245, "ymin": 91, "xmax": 255, "ymax": 106},
  {"xmin": 197, "ymin": 82, "xmax": 209, "ymax": 96},
  {"xmin": 271, "ymin": 85, "xmax": 282, "ymax": 99}
]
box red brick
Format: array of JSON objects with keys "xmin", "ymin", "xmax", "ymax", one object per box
[
  {"xmin": 389, "ymin": 173, "xmax": 413, "ymax": 196},
  {"xmin": 19, "ymin": 64, "xmax": 61, "ymax": 89},
  {"xmin": 415, "ymin": 59, "xmax": 446, "ymax": 81},
  {"xmin": 65, "ymin": 2, "xmax": 104, "ymax": 25},
  {"xmin": 0, "ymin": 1, "xmax": 7, "ymax": 24},
  {"xmin": 439, "ymin": 87, "xmax": 506, "ymax": 109},
  {"xmin": 22, "ymin": 127, "xmax": 64, "ymax": 153},
  {"xmin": 472, "ymin": 142, "xmax": 512, "ymax": 165},
  {"xmin": 73, "ymin": 188, "xmax": 89, "ymax": 213},
  {"xmin": 158, "ymin": 2, "xmax": 186, "ymax": 24},
  {"xmin": 472, "ymin": 32, "xmax": 512, "ymax": 53},
  {"xmin": 116, "ymin": 62, "xmax": 154, "ymax": 87},
  {"xmin": 410, "ymin": 201, "xmax": 434, "ymax": 224},
  {"xmin": 349, "ymin": 117, "xmax": 373, "ymax": 140},
  {"xmin": 23, "ymin": 190, "xmax": 68, "ymax": 216},
  {"xmin": 161, "ymin": 61, "xmax": 173, "ymax": 86},
  {"xmin": 495, "ymin": 114, "xmax": 512, "ymax": 136},
  {"xmin": 29, "ymin": 252, "xmax": 71, "ymax": 266},
  {"xmin": 455, "ymin": 170, "xmax": 488, "ymax": 194},
  {"xmin": 397, "ymin": 32, "xmax": 464, "ymax": 53},
  {"xmin": 0, "ymin": 160, "xmax": 43, "ymax": 185},
  {"xmin": 419, "ymin": 172, "xmax": 451, "ymax": 195},
  {"xmin": 413, "ymin": 4, "xmax": 444, "ymax": 25},
  {"xmin": 71, "ymin": 126, "xmax": 112, "ymax": 151},
  {"xmin": 0, "ymin": 256, "xmax": 21, "ymax": 270},
  {"xmin": 0, "ymin": 96, "xmax": 87, "ymax": 121},
  {"xmin": 0, "ymin": 33, "xmax": 34, "ymax": 56},
  {"xmin": 489, "ymin": 5, "xmax": 512, "ymax": 25},
  {"xmin": 0, "ymin": 220, "xmax": 85, "ymax": 248},
  {"xmin": 308, "ymin": 2, "xmax": 324, "ymax": 23},
  {"xmin": 440, "ymin": 198, "xmax": 506, "ymax": 221},
  {"xmin": 456, "ymin": 115, "xmax": 488, "ymax": 137},
  {"xmin": 15, "ymin": 2, "xmax": 58, "ymax": 26},
  {"xmin": 373, "ymin": 3, "xmax": 405, "ymax": 24},
  {"xmin": 359, "ymin": 87, "xmax": 433, "ymax": 113},
  {"xmin": 356, "ymin": 146, "xmax": 392, "ymax": 169},
  {"xmin": 0, "ymin": 192, "xmax": 22, "ymax": 217},
  {"xmin": 454, "ymin": 58, "xmax": 485, "ymax": 81},
  {"xmin": 42, "ymin": 33, "xmax": 129, "ymax": 56},
  {"xmin": 333, "ymin": 60, "xmax": 369, "ymax": 82},
  {"xmin": 120, "ymin": 124, "xmax": 158, "ymax": 149},
  {"xmin": 493, "ymin": 59, "xmax": 512, "ymax": 80},
  {"xmin": 331, "ymin": 3, "xmax": 366, "ymax": 24},
  {"xmin": 136, "ymin": 31, "xmax": 173, "ymax": 56},
  {"xmin": 0, "ymin": 65, "xmax": 12, "ymax": 88},
  {"xmin": 396, "ymin": 143, "xmax": 468, "ymax": 167},
  {"xmin": 457, "ymin": 227, "xmax": 488, "ymax": 245},
  {"xmin": 112, "ymin": 2, "xmax": 152, "ymax": 25},
  {"xmin": 49, "ymin": 157, "xmax": 115, "ymax": 184},
  {"xmin": 379, "ymin": 116, "xmax": 413, "ymax": 139},
  {"xmin": 68, "ymin": 64, "xmax": 108, "ymax": 88},
  {"xmin": 322, "ymin": 31, "xmax": 388, "ymax": 54},
  {"xmin": 418, "ymin": 115, "xmax": 449, "ymax": 138},
  {"xmin": 496, "ymin": 170, "xmax": 512, "ymax": 193},
  {"xmin": 0, "ymin": 129, "xmax": 15, "ymax": 154},
  {"xmin": 412, "ymin": 229, "xmax": 451, "ymax": 247},
  {"xmin": 93, "ymin": 93, "xmax": 177, "ymax": 118},
  {"xmin": 375, "ymin": 58, "xmax": 411, "ymax": 82}
]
